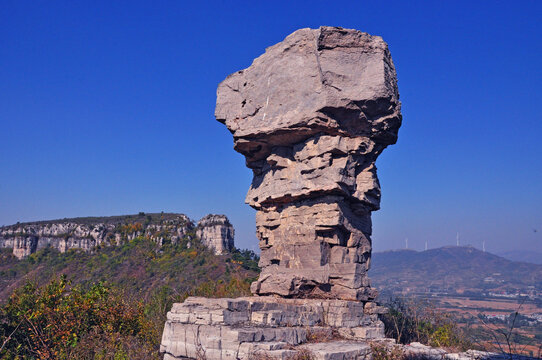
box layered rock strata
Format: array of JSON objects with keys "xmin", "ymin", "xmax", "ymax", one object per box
[
  {"xmin": 160, "ymin": 296, "xmax": 386, "ymax": 360},
  {"xmin": 0, "ymin": 213, "xmax": 235, "ymax": 258},
  {"xmin": 216, "ymin": 26, "xmax": 402, "ymax": 300},
  {"xmin": 196, "ymin": 214, "xmax": 235, "ymax": 255}
]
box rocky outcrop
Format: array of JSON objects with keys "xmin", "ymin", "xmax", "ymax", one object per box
[
  {"xmin": 0, "ymin": 213, "xmax": 235, "ymax": 259},
  {"xmin": 216, "ymin": 26, "xmax": 402, "ymax": 300},
  {"xmin": 160, "ymin": 296, "xmax": 385, "ymax": 360},
  {"xmin": 196, "ymin": 214, "xmax": 235, "ymax": 255},
  {"xmin": 1, "ymin": 222, "xmax": 121, "ymax": 259}
]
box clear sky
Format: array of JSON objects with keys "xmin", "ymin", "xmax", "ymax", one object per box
[{"xmin": 1, "ymin": 1, "xmax": 541, "ymax": 254}]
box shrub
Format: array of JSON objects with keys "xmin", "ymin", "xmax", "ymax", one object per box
[
  {"xmin": 370, "ymin": 343, "xmax": 405, "ymax": 360},
  {"xmin": 188, "ymin": 275, "xmax": 252, "ymax": 299},
  {"xmin": 230, "ymin": 248, "xmax": 260, "ymax": 272},
  {"xmin": 0, "ymin": 276, "xmax": 160, "ymax": 359},
  {"xmin": 381, "ymin": 296, "xmax": 472, "ymax": 351}
]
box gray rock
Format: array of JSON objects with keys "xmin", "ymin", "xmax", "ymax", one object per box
[
  {"xmin": 216, "ymin": 26, "xmax": 402, "ymax": 299},
  {"xmin": 300, "ymin": 341, "xmax": 372, "ymax": 360},
  {"xmin": 160, "ymin": 296, "xmax": 385, "ymax": 360},
  {"xmin": 196, "ymin": 214, "xmax": 235, "ymax": 255},
  {"xmin": 0, "ymin": 213, "xmax": 231, "ymax": 258}
]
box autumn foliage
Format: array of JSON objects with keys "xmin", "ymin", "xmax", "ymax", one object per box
[
  {"xmin": 0, "ymin": 232, "xmax": 259, "ymax": 359},
  {"xmin": 0, "ymin": 276, "xmax": 159, "ymax": 359}
]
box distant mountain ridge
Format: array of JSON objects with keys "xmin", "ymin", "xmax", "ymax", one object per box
[
  {"xmin": 496, "ymin": 249, "xmax": 542, "ymax": 265},
  {"xmin": 370, "ymin": 246, "xmax": 542, "ymax": 297}
]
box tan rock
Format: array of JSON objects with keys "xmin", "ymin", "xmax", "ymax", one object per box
[
  {"xmin": 0, "ymin": 213, "xmax": 203, "ymax": 258},
  {"xmin": 196, "ymin": 214, "xmax": 235, "ymax": 255},
  {"xmin": 216, "ymin": 26, "xmax": 402, "ymax": 299}
]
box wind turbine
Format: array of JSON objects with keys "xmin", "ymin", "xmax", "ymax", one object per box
[
  {"xmin": 405, "ymin": 238, "xmax": 408, "ymax": 249},
  {"xmin": 456, "ymin": 232, "xmax": 460, "ymax": 246},
  {"xmin": 425, "ymin": 240, "xmax": 428, "ymax": 251}
]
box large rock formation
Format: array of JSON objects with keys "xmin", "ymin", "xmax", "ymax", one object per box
[
  {"xmin": 0, "ymin": 213, "xmax": 235, "ymax": 258},
  {"xmin": 196, "ymin": 214, "xmax": 235, "ymax": 255},
  {"xmin": 216, "ymin": 26, "xmax": 401, "ymax": 300},
  {"xmin": 161, "ymin": 26, "xmax": 402, "ymax": 360}
]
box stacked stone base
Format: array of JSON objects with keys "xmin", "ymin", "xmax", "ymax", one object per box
[{"xmin": 160, "ymin": 296, "xmax": 386, "ymax": 360}]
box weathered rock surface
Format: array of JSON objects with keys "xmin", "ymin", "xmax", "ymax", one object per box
[
  {"xmin": 160, "ymin": 296, "xmax": 385, "ymax": 360},
  {"xmin": 0, "ymin": 213, "xmax": 235, "ymax": 258},
  {"xmin": 216, "ymin": 26, "xmax": 402, "ymax": 300},
  {"xmin": 196, "ymin": 214, "xmax": 235, "ymax": 255}
]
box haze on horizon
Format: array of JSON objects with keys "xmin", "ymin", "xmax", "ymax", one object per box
[{"xmin": 1, "ymin": 1, "xmax": 541, "ymax": 255}]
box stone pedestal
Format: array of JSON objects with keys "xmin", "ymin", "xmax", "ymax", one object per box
[{"xmin": 160, "ymin": 296, "xmax": 386, "ymax": 360}]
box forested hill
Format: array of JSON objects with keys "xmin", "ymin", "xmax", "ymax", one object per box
[{"xmin": 0, "ymin": 234, "xmax": 259, "ymax": 303}]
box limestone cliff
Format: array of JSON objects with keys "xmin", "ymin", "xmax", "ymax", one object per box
[
  {"xmin": 196, "ymin": 214, "xmax": 235, "ymax": 255},
  {"xmin": 0, "ymin": 213, "xmax": 235, "ymax": 259}
]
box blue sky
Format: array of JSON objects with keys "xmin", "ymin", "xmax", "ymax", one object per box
[{"xmin": 1, "ymin": 1, "xmax": 541, "ymax": 254}]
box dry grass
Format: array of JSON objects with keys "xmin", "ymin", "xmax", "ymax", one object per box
[
  {"xmin": 248, "ymin": 348, "xmax": 314, "ymax": 360},
  {"xmin": 305, "ymin": 327, "xmax": 341, "ymax": 343},
  {"xmin": 370, "ymin": 342, "xmax": 405, "ymax": 360}
]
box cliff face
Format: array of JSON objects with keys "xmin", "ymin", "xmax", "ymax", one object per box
[
  {"xmin": 0, "ymin": 213, "xmax": 235, "ymax": 259},
  {"xmin": 196, "ymin": 214, "xmax": 235, "ymax": 255}
]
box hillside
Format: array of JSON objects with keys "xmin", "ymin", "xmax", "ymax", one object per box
[
  {"xmin": 0, "ymin": 233, "xmax": 259, "ymax": 303},
  {"xmin": 370, "ymin": 246, "xmax": 542, "ymax": 298},
  {"xmin": 497, "ymin": 250, "xmax": 542, "ymax": 265},
  {"xmin": 0, "ymin": 230, "xmax": 259, "ymax": 359}
]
